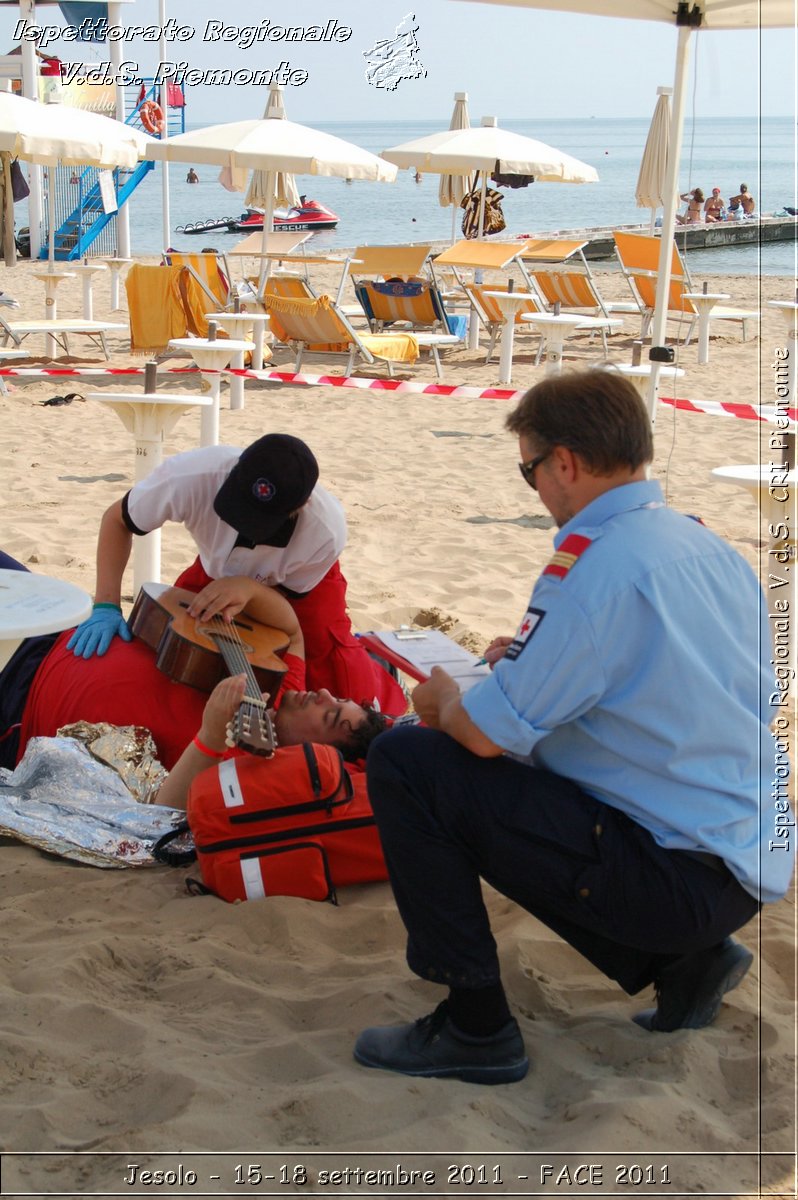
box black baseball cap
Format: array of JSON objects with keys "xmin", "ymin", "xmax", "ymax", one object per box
[{"xmin": 213, "ymin": 434, "xmax": 319, "ymax": 542}]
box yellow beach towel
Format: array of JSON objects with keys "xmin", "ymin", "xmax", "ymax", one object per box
[{"xmin": 125, "ymin": 264, "xmax": 228, "ymax": 354}]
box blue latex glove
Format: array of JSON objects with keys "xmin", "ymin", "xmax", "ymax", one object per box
[{"xmin": 66, "ymin": 602, "xmax": 132, "ymax": 659}]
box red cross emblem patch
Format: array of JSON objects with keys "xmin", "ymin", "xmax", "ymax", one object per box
[{"xmin": 505, "ymin": 607, "xmax": 545, "ymax": 661}]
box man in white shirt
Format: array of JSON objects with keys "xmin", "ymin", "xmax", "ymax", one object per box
[{"xmin": 67, "ymin": 433, "xmax": 406, "ymax": 713}]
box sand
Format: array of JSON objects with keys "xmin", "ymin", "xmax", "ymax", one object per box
[{"xmin": 0, "ymin": 249, "xmax": 794, "ymax": 1198}]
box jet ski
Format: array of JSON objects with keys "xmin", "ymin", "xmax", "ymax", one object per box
[{"xmin": 230, "ymin": 198, "xmax": 339, "ymax": 233}]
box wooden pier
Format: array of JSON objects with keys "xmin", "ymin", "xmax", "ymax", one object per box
[{"xmin": 527, "ymin": 214, "xmax": 797, "ymax": 261}]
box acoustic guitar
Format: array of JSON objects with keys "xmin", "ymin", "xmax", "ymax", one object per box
[{"xmin": 129, "ymin": 583, "xmax": 291, "ymax": 756}]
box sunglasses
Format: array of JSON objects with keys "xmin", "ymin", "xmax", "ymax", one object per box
[{"xmin": 518, "ymin": 451, "xmax": 551, "ymax": 490}]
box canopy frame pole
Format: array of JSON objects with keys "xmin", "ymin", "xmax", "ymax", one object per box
[
  {"xmin": 20, "ymin": 0, "xmax": 42, "ymax": 259},
  {"xmin": 158, "ymin": 0, "xmax": 171, "ymax": 253},
  {"xmin": 108, "ymin": 0, "xmax": 130, "ymax": 258},
  {"xmin": 646, "ymin": 25, "xmax": 693, "ymax": 425}
]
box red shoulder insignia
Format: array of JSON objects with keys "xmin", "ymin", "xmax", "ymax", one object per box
[{"xmin": 542, "ymin": 533, "xmax": 593, "ymax": 580}]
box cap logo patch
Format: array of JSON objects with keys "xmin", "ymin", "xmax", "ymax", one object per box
[{"xmin": 252, "ymin": 478, "xmax": 276, "ymax": 503}]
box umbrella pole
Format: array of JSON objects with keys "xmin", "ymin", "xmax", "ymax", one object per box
[
  {"xmin": 257, "ymin": 171, "xmax": 277, "ymax": 296},
  {"xmin": 646, "ymin": 25, "xmax": 693, "ymax": 425},
  {"xmin": 477, "ymin": 172, "xmax": 488, "ymax": 241},
  {"xmin": 48, "ymin": 168, "xmax": 55, "ymax": 266}
]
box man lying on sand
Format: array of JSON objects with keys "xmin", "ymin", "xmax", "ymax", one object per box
[
  {"xmin": 0, "ymin": 552, "xmax": 387, "ymax": 774},
  {"xmin": 354, "ymin": 369, "xmax": 793, "ymax": 1086}
]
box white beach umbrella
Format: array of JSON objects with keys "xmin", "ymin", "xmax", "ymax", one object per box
[
  {"xmin": 438, "ymin": 91, "xmax": 472, "ymax": 241},
  {"xmin": 384, "ymin": 116, "xmax": 597, "ymax": 239},
  {"xmin": 450, "ymin": 0, "xmax": 794, "ymax": 417},
  {"xmin": 636, "ymin": 87, "xmax": 673, "ymax": 234},
  {"xmin": 0, "ymin": 91, "xmax": 151, "ymax": 264},
  {"xmin": 147, "ymin": 115, "xmax": 397, "ymax": 282},
  {"xmin": 245, "ymin": 85, "xmax": 301, "ymax": 214}
]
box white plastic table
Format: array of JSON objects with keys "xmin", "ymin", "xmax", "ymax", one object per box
[
  {"xmin": 168, "ymin": 338, "xmax": 254, "ymax": 446},
  {"xmin": 520, "ymin": 312, "xmax": 623, "ymax": 376},
  {"xmin": 0, "ymin": 568, "xmax": 92, "ymax": 671},
  {"xmin": 603, "ymin": 362, "xmax": 685, "ymax": 399},
  {"xmin": 31, "ymin": 268, "xmax": 76, "ymax": 357},
  {"xmin": 88, "ymin": 391, "xmax": 213, "ymax": 593},
  {"xmin": 767, "ymin": 300, "xmax": 798, "ymax": 406},
  {"xmin": 711, "ymin": 462, "xmax": 798, "ymax": 690},
  {"xmin": 204, "ymin": 311, "xmax": 269, "ymax": 405},
  {"xmin": 97, "ymin": 257, "xmax": 132, "ymax": 311},
  {"xmin": 482, "ymin": 290, "xmax": 540, "ymax": 385},
  {"xmin": 70, "ymin": 261, "xmax": 108, "ymax": 321},
  {"xmin": 684, "ymin": 292, "xmax": 731, "ymax": 365}
]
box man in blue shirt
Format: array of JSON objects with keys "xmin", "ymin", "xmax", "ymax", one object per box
[{"xmin": 354, "ymin": 369, "xmax": 793, "ymax": 1086}]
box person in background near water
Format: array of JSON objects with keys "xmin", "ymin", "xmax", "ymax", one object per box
[
  {"xmin": 186, "ymin": 168, "xmax": 199, "ymax": 184},
  {"xmin": 728, "ymin": 184, "xmax": 755, "ymax": 218},
  {"xmin": 64, "ymin": 434, "xmax": 407, "ymax": 717},
  {"xmin": 676, "ymin": 188, "xmax": 704, "ymax": 224},
  {"xmin": 353, "ymin": 369, "xmax": 792, "ymax": 1086},
  {"xmin": 704, "ymin": 188, "xmax": 725, "ymax": 223}
]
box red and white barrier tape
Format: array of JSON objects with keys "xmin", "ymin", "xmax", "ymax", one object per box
[
  {"xmin": 0, "ymin": 365, "xmax": 794, "ymax": 424},
  {"xmin": 659, "ymin": 395, "xmax": 798, "ymax": 425}
]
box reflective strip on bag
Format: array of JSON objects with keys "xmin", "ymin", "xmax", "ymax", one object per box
[
  {"xmin": 240, "ymin": 857, "xmax": 266, "ymax": 900},
  {"xmin": 219, "ymin": 758, "xmax": 245, "ymax": 808}
]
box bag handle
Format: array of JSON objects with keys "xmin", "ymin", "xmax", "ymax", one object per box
[{"xmin": 151, "ymin": 821, "xmax": 197, "ymax": 867}]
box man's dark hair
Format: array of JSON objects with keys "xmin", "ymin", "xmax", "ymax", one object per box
[
  {"xmin": 505, "ymin": 369, "xmax": 654, "ymax": 475},
  {"xmin": 336, "ymin": 704, "xmax": 390, "ymax": 763}
]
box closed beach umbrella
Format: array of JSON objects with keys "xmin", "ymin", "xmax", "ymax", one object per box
[
  {"xmin": 636, "ymin": 87, "xmax": 673, "ymax": 233},
  {"xmin": 245, "ymin": 84, "xmax": 301, "ymax": 215},
  {"xmin": 384, "ymin": 116, "xmax": 597, "ymax": 239},
  {"xmin": 147, "ymin": 116, "xmax": 396, "ymax": 284},
  {"xmin": 450, "ymin": 0, "xmax": 794, "ymax": 417},
  {"xmin": 0, "ymin": 91, "xmax": 151, "ymax": 263},
  {"xmin": 438, "ymin": 91, "xmax": 472, "ymax": 241}
]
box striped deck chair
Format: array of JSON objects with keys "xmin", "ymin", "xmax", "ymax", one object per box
[
  {"xmin": 430, "ymin": 240, "xmax": 531, "ymax": 350},
  {"xmin": 163, "ymin": 251, "xmax": 231, "ymax": 311},
  {"xmin": 462, "ymin": 283, "xmax": 543, "ymax": 363},
  {"xmin": 350, "ymin": 244, "xmax": 435, "ymax": 283},
  {"xmin": 613, "ymin": 231, "xmax": 759, "ymax": 344},
  {"xmin": 262, "ymin": 292, "xmax": 419, "ymax": 376},
  {"xmin": 517, "ymin": 239, "xmax": 635, "ymax": 355}
]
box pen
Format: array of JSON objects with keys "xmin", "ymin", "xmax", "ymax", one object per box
[{"xmin": 476, "ymin": 657, "xmax": 488, "ymax": 666}]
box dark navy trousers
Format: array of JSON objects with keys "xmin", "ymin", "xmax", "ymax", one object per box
[{"xmin": 366, "ymin": 727, "xmax": 759, "ymax": 995}]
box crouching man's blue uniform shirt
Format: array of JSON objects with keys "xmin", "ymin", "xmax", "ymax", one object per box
[{"xmin": 463, "ymin": 480, "xmax": 793, "ymax": 904}]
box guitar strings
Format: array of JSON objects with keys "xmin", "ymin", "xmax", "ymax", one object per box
[{"xmin": 205, "ymin": 611, "xmax": 263, "ymax": 704}]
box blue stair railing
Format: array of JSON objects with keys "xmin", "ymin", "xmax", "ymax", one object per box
[{"xmin": 40, "ymin": 79, "xmax": 186, "ymax": 260}]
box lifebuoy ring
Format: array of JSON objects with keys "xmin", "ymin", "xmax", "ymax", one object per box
[{"xmin": 139, "ymin": 100, "xmax": 165, "ymax": 135}]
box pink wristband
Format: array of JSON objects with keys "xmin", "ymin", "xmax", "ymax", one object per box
[{"xmin": 192, "ymin": 734, "xmax": 224, "ymax": 759}]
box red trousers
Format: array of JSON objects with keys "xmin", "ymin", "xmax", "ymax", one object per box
[{"xmin": 174, "ymin": 559, "xmax": 407, "ymax": 716}]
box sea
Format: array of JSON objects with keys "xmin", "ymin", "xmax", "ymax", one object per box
[{"xmin": 36, "ymin": 114, "xmax": 798, "ymax": 276}]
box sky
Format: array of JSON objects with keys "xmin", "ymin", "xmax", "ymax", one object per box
[{"xmin": 0, "ymin": 0, "xmax": 794, "ymax": 125}]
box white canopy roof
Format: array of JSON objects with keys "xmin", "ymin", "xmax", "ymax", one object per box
[{"xmin": 449, "ymin": 0, "xmax": 794, "ymax": 29}]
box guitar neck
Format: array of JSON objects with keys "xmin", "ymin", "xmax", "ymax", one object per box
[{"xmin": 212, "ymin": 634, "xmax": 263, "ymax": 700}]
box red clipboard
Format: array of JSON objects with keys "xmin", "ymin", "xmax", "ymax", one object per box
[{"xmin": 357, "ymin": 632, "xmax": 429, "ymax": 683}]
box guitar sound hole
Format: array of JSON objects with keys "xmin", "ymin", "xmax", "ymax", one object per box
[{"xmin": 197, "ymin": 624, "xmax": 256, "ymax": 655}]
